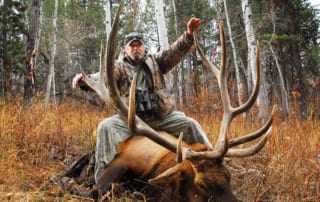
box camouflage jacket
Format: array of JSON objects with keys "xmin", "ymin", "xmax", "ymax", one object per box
[{"xmin": 84, "ymin": 32, "xmax": 194, "ymax": 118}]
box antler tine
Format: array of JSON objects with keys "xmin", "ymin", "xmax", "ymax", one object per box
[
  {"xmin": 228, "ymin": 106, "xmax": 274, "ymax": 148},
  {"xmin": 100, "ymin": 42, "xmax": 108, "ymax": 89},
  {"xmin": 231, "ymin": 42, "xmax": 260, "ymax": 117},
  {"xmin": 106, "ymin": 5, "xmax": 127, "ymax": 118},
  {"xmin": 126, "ymin": 71, "xmax": 179, "ymax": 152},
  {"xmin": 128, "ymin": 73, "xmax": 137, "ymax": 131},
  {"xmin": 194, "ymin": 32, "xmax": 219, "ymax": 79},
  {"xmin": 225, "ymin": 106, "xmax": 275, "ymax": 157},
  {"xmin": 176, "ymin": 132, "xmax": 184, "ymax": 163},
  {"xmin": 225, "ymin": 128, "xmax": 271, "ymax": 157},
  {"xmin": 80, "ymin": 44, "xmax": 109, "ymax": 104}
]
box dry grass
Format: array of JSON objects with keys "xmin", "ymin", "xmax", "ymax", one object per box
[
  {"xmin": 0, "ymin": 98, "xmax": 319, "ymax": 201},
  {"xmin": 0, "ymin": 98, "xmax": 103, "ymax": 201}
]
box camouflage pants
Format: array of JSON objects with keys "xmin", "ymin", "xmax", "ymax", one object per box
[{"xmin": 94, "ymin": 111, "xmax": 212, "ymax": 182}]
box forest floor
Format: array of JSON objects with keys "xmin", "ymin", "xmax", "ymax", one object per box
[{"xmin": 0, "ymin": 98, "xmax": 319, "ymax": 201}]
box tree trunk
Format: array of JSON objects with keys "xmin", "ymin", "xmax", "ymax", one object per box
[
  {"xmin": 185, "ymin": 55, "xmax": 193, "ymax": 107},
  {"xmin": 1, "ymin": 0, "xmax": 8, "ymax": 98},
  {"xmin": 241, "ymin": 0, "xmax": 269, "ymax": 120},
  {"xmin": 291, "ymin": 43, "xmax": 308, "ymax": 118},
  {"xmin": 154, "ymin": 0, "xmax": 174, "ymax": 91},
  {"xmin": 104, "ymin": 0, "xmax": 112, "ymax": 38},
  {"xmin": 44, "ymin": 0, "xmax": 58, "ymax": 111},
  {"xmin": 223, "ymin": 0, "xmax": 247, "ymax": 106},
  {"xmin": 154, "ymin": 0, "xmax": 169, "ymax": 50},
  {"xmin": 172, "ymin": 0, "xmax": 184, "ymax": 110},
  {"xmin": 132, "ymin": 0, "xmax": 141, "ymax": 31},
  {"xmin": 268, "ymin": 9, "xmax": 290, "ymax": 118},
  {"xmin": 24, "ymin": 0, "xmax": 42, "ymax": 103}
]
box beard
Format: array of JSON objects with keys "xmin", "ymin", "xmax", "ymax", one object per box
[{"xmin": 130, "ymin": 52, "xmax": 144, "ymax": 63}]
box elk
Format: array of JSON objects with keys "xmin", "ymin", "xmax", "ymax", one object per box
[{"xmin": 73, "ymin": 5, "xmax": 274, "ymax": 201}]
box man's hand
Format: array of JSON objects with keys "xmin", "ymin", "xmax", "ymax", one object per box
[
  {"xmin": 187, "ymin": 18, "xmax": 201, "ymax": 37},
  {"xmin": 72, "ymin": 73, "xmax": 83, "ymax": 89}
]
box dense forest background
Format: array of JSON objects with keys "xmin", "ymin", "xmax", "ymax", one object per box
[
  {"xmin": 0, "ymin": 0, "xmax": 319, "ymax": 119},
  {"xmin": 0, "ymin": 0, "xmax": 319, "ymax": 201}
]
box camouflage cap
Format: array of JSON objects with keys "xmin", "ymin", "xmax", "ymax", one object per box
[{"xmin": 124, "ymin": 32, "xmax": 144, "ymax": 45}]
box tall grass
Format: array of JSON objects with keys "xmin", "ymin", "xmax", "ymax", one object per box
[
  {"xmin": 0, "ymin": 98, "xmax": 318, "ymax": 201},
  {"xmin": 0, "ymin": 99, "xmax": 104, "ymax": 201}
]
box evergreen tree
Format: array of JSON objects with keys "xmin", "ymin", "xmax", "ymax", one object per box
[
  {"xmin": 263, "ymin": 0, "xmax": 319, "ymax": 118},
  {"xmin": 0, "ymin": 0, "xmax": 27, "ymax": 98}
]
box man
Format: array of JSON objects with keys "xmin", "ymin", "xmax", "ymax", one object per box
[{"xmin": 72, "ymin": 17, "xmax": 212, "ymax": 183}]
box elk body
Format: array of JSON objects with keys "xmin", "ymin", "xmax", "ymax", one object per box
[
  {"xmin": 75, "ymin": 5, "xmax": 274, "ymax": 202},
  {"xmin": 90, "ymin": 133, "xmax": 235, "ymax": 201}
]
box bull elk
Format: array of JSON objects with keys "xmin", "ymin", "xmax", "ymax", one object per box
[{"xmin": 75, "ymin": 5, "xmax": 274, "ymax": 201}]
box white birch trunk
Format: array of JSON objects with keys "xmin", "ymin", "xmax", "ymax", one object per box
[
  {"xmin": 268, "ymin": 42, "xmax": 290, "ymax": 116},
  {"xmin": 241, "ymin": 0, "xmax": 255, "ymax": 90},
  {"xmin": 171, "ymin": 0, "xmax": 184, "ymax": 110},
  {"xmin": 132, "ymin": 0, "xmax": 141, "ymax": 31},
  {"xmin": 223, "ymin": 0, "xmax": 245, "ymax": 105},
  {"xmin": 241, "ymin": 0, "xmax": 269, "ymax": 119},
  {"xmin": 44, "ymin": 0, "xmax": 58, "ymax": 111},
  {"xmin": 104, "ymin": 0, "xmax": 112, "ymax": 38},
  {"xmin": 268, "ymin": 10, "xmax": 290, "ymax": 116},
  {"xmin": 154, "ymin": 0, "xmax": 169, "ymax": 50},
  {"xmin": 63, "ymin": 0, "xmax": 71, "ymax": 94},
  {"xmin": 154, "ymin": 0, "xmax": 174, "ymax": 90},
  {"xmin": 34, "ymin": 1, "xmax": 42, "ymax": 72}
]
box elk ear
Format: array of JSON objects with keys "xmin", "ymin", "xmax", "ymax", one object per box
[{"xmin": 149, "ymin": 163, "xmax": 186, "ymax": 185}]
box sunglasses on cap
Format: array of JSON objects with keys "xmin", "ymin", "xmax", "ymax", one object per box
[{"xmin": 124, "ymin": 32, "xmax": 144, "ymax": 45}]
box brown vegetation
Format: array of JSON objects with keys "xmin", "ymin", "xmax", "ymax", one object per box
[{"xmin": 0, "ymin": 97, "xmax": 318, "ymax": 201}]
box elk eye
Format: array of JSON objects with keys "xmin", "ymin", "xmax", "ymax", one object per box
[
  {"xmin": 197, "ymin": 181, "xmax": 208, "ymax": 192},
  {"xmin": 208, "ymin": 195, "xmax": 216, "ymax": 202}
]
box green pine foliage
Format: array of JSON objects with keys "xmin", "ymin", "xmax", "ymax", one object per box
[{"xmin": 0, "ymin": 0, "xmax": 27, "ymax": 97}]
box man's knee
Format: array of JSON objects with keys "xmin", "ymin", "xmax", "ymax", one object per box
[
  {"xmin": 180, "ymin": 116, "xmax": 210, "ymax": 144},
  {"xmin": 98, "ymin": 117, "xmax": 113, "ymax": 130},
  {"xmin": 183, "ymin": 116, "xmax": 200, "ymax": 129},
  {"xmin": 96, "ymin": 117, "xmax": 120, "ymax": 137}
]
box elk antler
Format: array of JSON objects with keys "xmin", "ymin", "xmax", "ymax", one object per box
[
  {"xmin": 81, "ymin": 4, "xmax": 184, "ymax": 155},
  {"xmin": 186, "ymin": 20, "xmax": 274, "ymax": 160},
  {"xmin": 128, "ymin": 72, "xmax": 187, "ymax": 162},
  {"xmin": 81, "ymin": 43, "xmax": 109, "ymax": 104}
]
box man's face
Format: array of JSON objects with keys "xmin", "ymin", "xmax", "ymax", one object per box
[{"xmin": 125, "ymin": 40, "xmax": 145, "ymax": 64}]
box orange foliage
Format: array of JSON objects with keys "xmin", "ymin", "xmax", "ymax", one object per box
[
  {"xmin": 0, "ymin": 99, "xmax": 106, "ymax": 200},
  {"xmin": 0, "ymin": 98, "xmax": 318, "ymax": 201}
]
